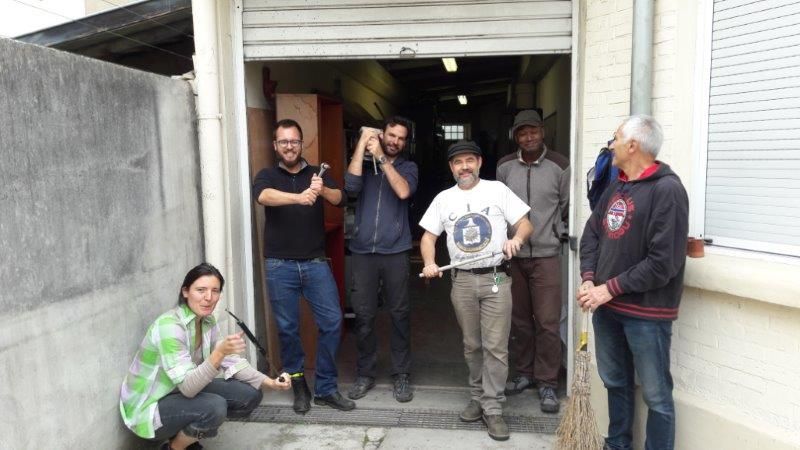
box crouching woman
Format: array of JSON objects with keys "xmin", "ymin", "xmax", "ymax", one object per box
[{"xmin": 120, "ymin": 263, "xmax": 290, "ymax": 450}]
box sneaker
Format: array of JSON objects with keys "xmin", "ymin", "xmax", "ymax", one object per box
[
  {"xmin": 314, "ymin": 391, "xmax": 356, "ymax": 411},
  {"xmin": 482, "ymin": 414, "xmax": 510, "ymax": 441},
  {"xmin": 459, "ymin": 399, "xmax": 483, "ymax": 422},
  {"xmin": 538, "ymin": 386, "xmax": 560, "ymax": 413},
  {"xmin": 291, "ymin": 376, "xmax": 311, "ymax": 415},
  {"xmin": 347, "ymin": 376, "xmax": 375, "ymax": 400},
  {"xmin": 392, "ymin": 373, "xmax": 413, "ymax": 403},
  {"xmin": 504, "ymin": 374, "xmax": 535, "ymax": 395}
]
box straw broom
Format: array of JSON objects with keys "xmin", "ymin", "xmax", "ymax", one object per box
[{"xmin": 556, "ymin": 309, "xmax": 604, "ymax": 450}]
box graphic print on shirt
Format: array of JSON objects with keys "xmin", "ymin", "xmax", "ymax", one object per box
[
  {"xmin": 603, "ymin": 193, "xmax": 635, "ymax": 240},
  {"xmin": 453, "ymin": 212, "xmax": 492, "ymax": 252}
]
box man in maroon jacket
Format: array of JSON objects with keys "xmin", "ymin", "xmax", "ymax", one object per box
[{"xmin": 578, "ymin": 115, "xmax": 688, "ymax": 450}]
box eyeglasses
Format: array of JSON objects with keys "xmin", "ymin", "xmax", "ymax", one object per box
[
  {"xmin": 607, "ymin": 136, "xmax": 616, "ymax": 147},
  {"xmin": 276, "ymin": 139, "xmax": 303, "ymax": 148}
]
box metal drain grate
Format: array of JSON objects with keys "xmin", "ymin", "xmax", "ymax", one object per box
[{"xmin": 233, "ymin": 405, "xmax": 559, "ymax": 434}]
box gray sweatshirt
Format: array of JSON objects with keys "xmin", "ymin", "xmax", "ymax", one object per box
[{"xmin": 497, "ymin": 146, "xmax": 569, "ymax": 258}]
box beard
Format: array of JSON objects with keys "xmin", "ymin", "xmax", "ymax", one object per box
[
  {"xmin": 453, "ymin": 170, "xmax": 479, "ymax": 187},
  {"xmin": 381, "ymin": 138, "xmax": 402, "ymax": 157},
  {"xmin": 277, "ymin": 150, "xmax": 301, "ymax": 168}
]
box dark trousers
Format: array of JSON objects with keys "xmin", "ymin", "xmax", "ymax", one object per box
[
  {"xmin": 152, "ymin": 379, "xmax": 262, "ymax": 441},
  {"xmin": 508, "ymin": 256, "xmax": 562, "ymax": 388},
  {"xmin": 350, "ymin": 251, "xmax": 411, "ymax": 377}
]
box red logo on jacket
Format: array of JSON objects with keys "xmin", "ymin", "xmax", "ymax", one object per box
[{"xmin": 603, "ymin": 193, "xmax": 634, "ymax": 239}]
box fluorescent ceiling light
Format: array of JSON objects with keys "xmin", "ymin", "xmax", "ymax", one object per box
[
  {"xmin": 442, "ymin": 58, "xmax": 458, "ymax": 72},
  {"xmin": 457, "ymin": 95, "xmax": 467, "ymax": 105}
]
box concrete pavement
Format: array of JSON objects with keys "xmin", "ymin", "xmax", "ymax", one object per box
[{"xmin": 205, "ymin": 422, "xmax": 556, "ymax": 449}]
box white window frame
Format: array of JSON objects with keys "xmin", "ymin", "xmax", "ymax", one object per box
[{"xmin": 691, "ymin": 0, "xmax": 800, "ymax": 258}]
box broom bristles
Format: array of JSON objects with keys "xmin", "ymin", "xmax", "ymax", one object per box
[{"xmin": 555, "ymin": 350, "xmax": 604, "ymax": 450}]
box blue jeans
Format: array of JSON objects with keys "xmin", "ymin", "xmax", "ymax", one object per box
[
  {"xmin": 265, "ymin": 258, "xmax": 342, "ymax": 397},
  {"xmin": 152, "ymin": 378, "xmax": 262, "ymax": 441},
  {"xmin": 593, "ymin": 307, "xmax": 675, "ymax": 450}
]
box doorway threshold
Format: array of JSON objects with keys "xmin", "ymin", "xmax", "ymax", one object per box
[{"xmin": 237, "ymin": 385, "xmax": 561, "ymax": 434}]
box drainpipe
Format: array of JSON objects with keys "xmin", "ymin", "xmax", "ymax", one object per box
[
  {"xmin": 630, "ymin": 0, "xmax": 654, "ymax": 115},
  {"xmin": 191, "ymin": 0, "xmax": 227, "ymax": 273}
]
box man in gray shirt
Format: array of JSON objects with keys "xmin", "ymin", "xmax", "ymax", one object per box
[{"xmin": 496, "ymin": 110, "xmax": 569, "ymax": 413}]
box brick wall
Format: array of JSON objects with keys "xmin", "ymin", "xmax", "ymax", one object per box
[{"xmin": 578, "ymin": 0, "xmax": 800, "ymax": 446}]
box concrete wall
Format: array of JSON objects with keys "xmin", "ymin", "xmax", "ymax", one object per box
[
  {"xmin": 576, "ymin": 0, "xmax": 800, "ymax": 448},
  {"xmin": 0, "ymin": 38, "xmax": 202, "ymax": 448}
]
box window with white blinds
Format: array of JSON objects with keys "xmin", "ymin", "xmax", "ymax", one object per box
[{"xmin": 704, "ymin": 0, "xmax": 800, "ymax": 257}]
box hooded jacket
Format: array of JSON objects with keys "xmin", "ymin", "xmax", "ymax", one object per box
[
  {"xmin": 579, "ymin": 162, "xmax": 689, "ymax": 321},
  {"xmin": 345, "ymin": 155, "xmax": 418, "ymax": 254}
]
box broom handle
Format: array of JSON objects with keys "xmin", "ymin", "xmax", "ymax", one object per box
[{"xmin": 578, "ymin": 309, "xmax": 589, "ymax": 351}]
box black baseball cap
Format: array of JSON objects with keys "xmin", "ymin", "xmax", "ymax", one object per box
[{"xmin": 447, "ymin": 140, "xmax": 482, "ymax": 160}]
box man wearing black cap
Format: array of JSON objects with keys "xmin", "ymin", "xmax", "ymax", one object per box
[
  {"xmin": 419, "ymin": 140, "xmax": 533, "ymax": 441},
  {"xmin": 497, "ymin": 109, "xmax": 569, "ymax": 413}
]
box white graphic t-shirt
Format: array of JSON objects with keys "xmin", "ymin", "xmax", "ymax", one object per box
[{"xmin": 419, "ymin": 179, "xmax": 531, "ymax": 270}]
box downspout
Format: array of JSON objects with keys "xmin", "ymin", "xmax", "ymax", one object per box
[
  {"xmin": 191, "ymin": 0, "xmax": 227, "ymax": 274},
  {"xmin": 631, "ymin": 0, "xmax": 654, "ymax": 115}
]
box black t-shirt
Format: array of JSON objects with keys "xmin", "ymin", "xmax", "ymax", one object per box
[{"xmin": 252, "ymin": 161, "xmax": 340, "ymax": 259}]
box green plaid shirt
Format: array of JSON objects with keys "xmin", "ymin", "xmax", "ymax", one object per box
[{"xmin": 119, "ymin": 303, "xmax": 249, "ymax": 438}]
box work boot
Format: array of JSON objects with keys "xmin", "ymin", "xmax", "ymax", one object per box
[
  {"xmin": 291, "ymin": 376, "xmax": 311, "ymax": 414},
  {"xmin": 314, "ymin": 391, "xmax": 356, "ymax": 411},
  {"xmin": 347, "ymin": 376, "xmax": 375, "ymax": 400},
  {"xmin": 538, "ymin": 386, "xmax": 560, "ymax": 413},
  {"xmin": 392, "ymin": 373, "xmax": 413, "ymax": 403},
  {"xmin": 504, "ymin": 374, "xmax": 535, "ymax": 395},
  {"xmin": 459, "ymin": 399, "xmax": 483, "ymax": 422},
  {"xmin": 482, "ymin": 414, "xmax": 510, "ymax": 441}
]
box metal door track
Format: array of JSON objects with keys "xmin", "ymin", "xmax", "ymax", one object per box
[{"xmin": 233, "ymin": 405, "xmax": 559, "ymax": 434}]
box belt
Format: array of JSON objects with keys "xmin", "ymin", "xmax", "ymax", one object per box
[{"xmin": 455, "ymin": 265, "xmax": 504, "ymax": 275}]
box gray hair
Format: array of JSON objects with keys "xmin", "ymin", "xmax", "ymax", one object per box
[{"xmin": 620, "ymin": 115, "xmax": 663, "ymax": 157}]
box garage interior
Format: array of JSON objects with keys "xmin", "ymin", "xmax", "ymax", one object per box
[{"xmin": 244, "ymin": 54, "xmax": 573, "ymax": 406}]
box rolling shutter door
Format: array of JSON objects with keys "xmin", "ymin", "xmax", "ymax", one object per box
[
  {"xmin": 705, "ymin": 0, "xmax": 800, "ymax": 256},
  {"xmin": 242, "ymin": 0, "xmax": 572, "ymax": 60}
]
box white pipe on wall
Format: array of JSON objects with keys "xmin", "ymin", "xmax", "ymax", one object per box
[
  {"xmin": 191, "ymin": 0, "xmax": 227, "ymax": 274},
  {"xmin": 631, "ymin": 0, "xmax": 654, "ymax": 115}
]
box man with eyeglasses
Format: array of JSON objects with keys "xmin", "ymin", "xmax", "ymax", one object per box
[
  {"xmin": 496, "ymin": 109, "xmax": 569, "ymax": 414},
  {"xmin": 252, "ymin": 118, "xmax": 355, "ymax": 415},
  {"xmin": 344, "ymin": 116, "xmax": 418, "ymax": 403},
  {"xmin": 578, "ymin": 115, "xmax": 688, "ymax": 450}
]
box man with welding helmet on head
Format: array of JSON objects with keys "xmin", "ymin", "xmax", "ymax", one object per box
[{"xmin": 344, "ymin": 116, "xmax": 418, "ymax": 403}]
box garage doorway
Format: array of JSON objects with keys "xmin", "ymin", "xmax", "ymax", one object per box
[{"xmin": 244, "ymin": 53, "xmax": 574, "ymax": 394}]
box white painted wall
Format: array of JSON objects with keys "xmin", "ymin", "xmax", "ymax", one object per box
[
  {"xmin": 0, "ymin": 0, "xmax": 84, "ymax": 37},
  {"xmin": 577, "ymin": 0, "xmax": 800, "ymax": 448},
  {"xmin": 84, "ymin": 0, "xmax": 139, "ymax": 15}
]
